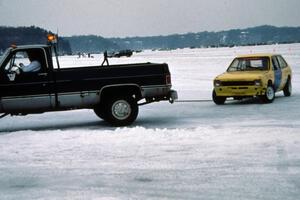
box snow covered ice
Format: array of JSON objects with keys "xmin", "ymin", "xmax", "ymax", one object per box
[{"xmin": 1, "ymin": 43, "xmax": 300, "ymax": 199}]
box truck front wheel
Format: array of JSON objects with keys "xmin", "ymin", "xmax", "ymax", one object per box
[{"xmin": 104, "ymin": 95, "xmax": 138, "ymax": 126}]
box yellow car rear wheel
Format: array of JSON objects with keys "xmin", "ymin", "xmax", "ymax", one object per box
[{"xmin": 283, "ymin": 77, "xmax": 292, "ymax": 97}]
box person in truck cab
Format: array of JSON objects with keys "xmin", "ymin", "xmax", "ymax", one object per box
[{"xmin": 19, "ymin": 50, "xmax": 41, "ymax": 73}]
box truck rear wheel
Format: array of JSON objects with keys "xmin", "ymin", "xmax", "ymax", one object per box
[{"xmin": 103, "ymin": 95, "xmax": 138, "ymax": 126}]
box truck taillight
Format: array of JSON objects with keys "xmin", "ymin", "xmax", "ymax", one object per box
[{"xmin": 166, "ymin": 75, "xmax": 171, "ymax": 85}]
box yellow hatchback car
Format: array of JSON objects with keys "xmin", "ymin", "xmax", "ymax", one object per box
[{"xmin": 213, "ymin": 54, "xmax": 292, "ymax": 104}]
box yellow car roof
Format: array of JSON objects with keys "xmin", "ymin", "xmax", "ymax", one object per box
[{"xmin": 236, "ymin": 53, "xmax": 279, "ymax": 58}]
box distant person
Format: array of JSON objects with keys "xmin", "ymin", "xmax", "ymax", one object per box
[
  {"xmin": 101, "ymin": 50, "xmax": 109, "ymax": 66},
  {"xmin": 19, "ymin": 51, "xmax": 41, "ymax": 73}
]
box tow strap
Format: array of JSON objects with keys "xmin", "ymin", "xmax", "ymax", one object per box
[{"xmin": 175, "ymin": 99, "xmax": 212, "ymax": 103}]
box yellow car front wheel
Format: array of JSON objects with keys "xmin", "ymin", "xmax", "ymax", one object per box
[
  {"xmin": 212, "ymin": 90, "xmax": 226, "ymax": 105},
  {"xmin": 260, "ymin": 85, "xmax": 275, "ymax": 103}
]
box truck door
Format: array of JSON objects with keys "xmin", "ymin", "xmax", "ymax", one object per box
[
  {"xmin": 271, "ymin": 56, "xmax": 281, "ymax": 91},
  {"xmin": 0, "ymin": 48, "xmax": 52, "ymax": 114}
]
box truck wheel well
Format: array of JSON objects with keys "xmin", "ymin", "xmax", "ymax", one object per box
[{"xmin": 100, "ymin": 85, "xmax": 142, "ymax": 102}]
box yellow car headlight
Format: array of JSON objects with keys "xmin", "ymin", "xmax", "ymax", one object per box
[
  {"xmin": 214, "ymin": 80, "xmax": 222, "ymax": 87},
  {"xmin": 254, "ymin": 79, "xmax": 262, "ymax": 86}
]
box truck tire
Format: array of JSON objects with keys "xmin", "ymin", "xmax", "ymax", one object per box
[
  {"xmin": 103, "ymin": 95, "xmax": 138, "ymax": 126},
  {"xmin": 283, "ymin": 78, "xmax": 292, "ymax": 97},
  {"xmin": 212, "ymin": 90, "xmax": 226, "ymax": 105},
  {"xmin": 260, "ymin": 84, "xmax": 275, "ymax": 103}
]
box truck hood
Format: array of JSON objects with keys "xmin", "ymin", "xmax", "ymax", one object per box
[{"xmin": 215, "ymin": 71, "xmax": 266, "ymax": 81}]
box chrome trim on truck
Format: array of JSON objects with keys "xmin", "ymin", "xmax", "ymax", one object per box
[
  {"xmin": 1, "ymin": 95, "xmax": 53, "ymax": 113},
  {"xmin": 55, "ymin": 91, "xmax": 100, "ymax": 109},
  {"xmin": 0, "ymin": 84, "xmax": 178, "ymax": 114},
  {"xmin": 0, "ymin": 91, "xmax": 100, "ymax": 113}
]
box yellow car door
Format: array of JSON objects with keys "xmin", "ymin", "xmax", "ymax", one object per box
[
  {"xmin": 271, "ymin": 56, "xmax": 282, "ymax": 91},
  {"xmin": 277, "ymin": 55, "xmax": 289, "ymax": 90}
]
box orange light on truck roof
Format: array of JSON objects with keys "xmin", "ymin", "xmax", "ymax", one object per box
[{"xmin": 47, "ymin": 34, "xmax": 57, "ymax": 43}]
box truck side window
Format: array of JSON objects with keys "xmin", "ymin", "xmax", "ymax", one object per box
[
  {"xmin": 21, "ymin": 49, "xmax": 46, "ymax": 73},
  {"xmin": 3, "ymin": 49, "xmax": 48, "ymax": 81},
  {"xmin": 9, "ymin": 51, "xmax": 31, "ymax": 70},
  {"xmin": 18, "ymin": 49, "xmax": 47, "ymax": 73},
  {"xmin": 3, "ymin": 51, "xmax": 29, "ymax": 73}
]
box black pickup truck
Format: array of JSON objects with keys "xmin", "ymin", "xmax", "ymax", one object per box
[{"xmin": 0, "ymin": 40, "xmax": 177, "ymax": 126}]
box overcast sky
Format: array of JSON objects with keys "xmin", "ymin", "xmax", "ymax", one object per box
[{"xmin": 1, "ymin": 0, "xmax": 300, "ymax": 38}]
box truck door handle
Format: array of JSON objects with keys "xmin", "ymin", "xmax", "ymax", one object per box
[{"xmin": 38, "ymin": 73, "xmax": 48, "ymax": 76}]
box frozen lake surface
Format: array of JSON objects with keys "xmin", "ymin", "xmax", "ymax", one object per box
[{"xmin": 1, "ymin": 44, "xmax": 300, "ymax": 199}]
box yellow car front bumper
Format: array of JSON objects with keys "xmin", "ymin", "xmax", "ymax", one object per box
[{"xmin": 214, "ymin": 86, "xmax": 267, "ymax": 97}]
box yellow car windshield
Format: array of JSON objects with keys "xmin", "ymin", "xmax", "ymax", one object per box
[{"xmin": 227, "ymin": 57, "xmax": 269, "ymax": 72}]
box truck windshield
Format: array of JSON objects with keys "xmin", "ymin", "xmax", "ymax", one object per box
[{"xmin": 227, "ymin": 57, "xmax": 269, "ymax": 72}]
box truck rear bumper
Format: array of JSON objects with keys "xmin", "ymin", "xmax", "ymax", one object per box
[
  {"xmin": 141, "ymin": 85, "xmax": 178, "ymax": 103},
  {"xmin": 168, "ymin": 90, "xmax": 178, "ymax": 103}
]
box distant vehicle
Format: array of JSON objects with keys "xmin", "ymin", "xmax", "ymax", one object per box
[
  {"xmin": 108, "ymin": 49, "xmax": 133, "ymax": 58},
  {"xmin": 213, "ymin": 54, "xmax": 292, "ymax": 104},
  {"xmin": 0, "ymin": 35, "xmax": 178, "ymax": 126}
]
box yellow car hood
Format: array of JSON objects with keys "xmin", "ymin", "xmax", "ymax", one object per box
[{"xmin": 216, "ymin": 71, "xmax": 265, "ymax": 81}]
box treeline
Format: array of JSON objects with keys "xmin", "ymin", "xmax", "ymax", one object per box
[
  {"xmin": 64, "ymin": 25, "xmax": 300, "ymax": 53},
  {"xmin": 2, "ymin": 25, "xmax": 300, "ymax": 55},
  {"xmin": 0, "ymin": 26, "xmax": 72, "ymax": 54},
  {"xmin": 110, "ymin": 25, "xmax": 300, "ymax": 50},
  {"xmin": 64, "ymin": 35, "xmax": 120, "ymax": 54}
]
